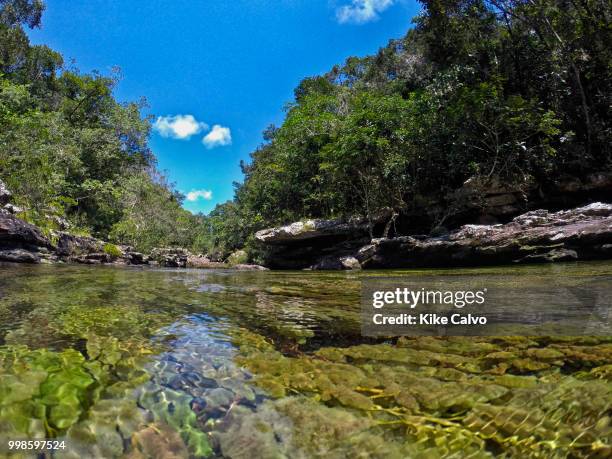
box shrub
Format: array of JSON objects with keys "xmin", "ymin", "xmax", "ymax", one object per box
[
  {"xmin": 226, "ymin": 249, "xmax": 249, "ymax": 266},
  {"xmin": 103, "ymin": 243, "xmax": 123, "ymax": 259}
]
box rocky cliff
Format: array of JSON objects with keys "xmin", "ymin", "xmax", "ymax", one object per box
[{"xmin": 256, "ymin": 203, "xmax": 612, "ymax": 270}]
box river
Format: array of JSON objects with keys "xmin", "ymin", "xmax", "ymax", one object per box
[{"xmin": 0, "ymin": 261, "xmax": 610, "ymax": 458}]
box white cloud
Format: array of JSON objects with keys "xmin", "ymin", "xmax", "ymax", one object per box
[
  {"xmin": 336, "ymin": 0, "xmax": 394, "ymax": 24},
  {"xmin": 202, "ymin": 125, "xmax": 232, "ymax": 149},
  {"xmin": 153, "ymin": 114, "xmax": 232, "ymax": 150},
  {"xmin": 185, "ymin": 189, "xmax": 213, "ymax": 201},
  {"xmin": 153, "ymin": 114, "xmax": 208, "ymax": 140}
]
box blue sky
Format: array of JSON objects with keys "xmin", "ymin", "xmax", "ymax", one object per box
[{"xmin": 27, "ymin": 0, "xmax": 419, "ymax": 214}]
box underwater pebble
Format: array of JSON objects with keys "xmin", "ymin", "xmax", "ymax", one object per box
[{"xmin": 206, "ymin": 387, "xmax": 235, "ymax": 409}]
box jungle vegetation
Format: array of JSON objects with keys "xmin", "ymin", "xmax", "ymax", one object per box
[
  {"xmin": 0, "ymin": 0, "xmax": 207, "ymax": 252},
  {"xmin": 1, "ymin": 0, "xmax": 610, "ymax": 256}
]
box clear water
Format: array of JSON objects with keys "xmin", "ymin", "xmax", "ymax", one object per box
[{"xmin": 0, "ymin": 262, "xmax": 610, "ymax": 458}]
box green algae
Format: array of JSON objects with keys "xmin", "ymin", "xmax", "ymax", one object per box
[
  {"xmin": 137, "ymin": 384, "xmax": 213, "ymax": 458},
  {"xmin": 0, "ymin": 336, "xmax": 148, "ymax": 429},
  {"xmin": 0, "ymin": 334, "xmax": 201, "ymax": 459},
  {"xmin": 0, "ymin": 334, "xmax": 213, "ymax": 458},
  {"xmin": 0, "ymin": 262, "xmax": 610, "ymax": 458},
  {"xmin": 214, "ymin": 397, "xmax": 432, "ymax": 459},
  {"xmin": 235, "ymin": 335, "xmax": 612, "ymax": 458}
]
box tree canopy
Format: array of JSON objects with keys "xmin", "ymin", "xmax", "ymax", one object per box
[
  {"xmin": 0, "ymin": 0, "xmax": 207, "ymax": 252},
  {"xmin": 208, "ymin": 0, "xmax": 610, "ymax": 254},
  {"xmin": 1, "ymin": 0, "xmax": 610, "ymax": 259}
]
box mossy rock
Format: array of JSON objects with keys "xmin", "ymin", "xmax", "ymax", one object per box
[{"xmin": 103, "ymin": 243, "xmax": 123, "ymax": 259}]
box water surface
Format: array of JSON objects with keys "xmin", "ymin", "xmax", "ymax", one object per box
[{"xmin": 0, "ymin": 262, "xmax": 610, "ymax": 458}]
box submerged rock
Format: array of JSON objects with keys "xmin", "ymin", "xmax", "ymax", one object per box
[
  {"xmin": 126, "ymin": 423, "xmax": 189, "ymax": 459},
  {"xmin": 213, "ymin": 397, "xmax": 414, "ymax": 459},
  {"xmin": 232, "ymin": 332, "xmax": 612, "ymax": 459}
]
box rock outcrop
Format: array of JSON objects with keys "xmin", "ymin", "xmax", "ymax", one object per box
[
  {"xmin": 357, "ymin": 202, "xmax": 612, "ymax": 269},
  {"xmin": 3, "ymin": 168, "xmax": 610, "ymax": 272},
  {"xmin": 233, "ymin": 264, "xmax": 269, "ymax": 271},
  {"xmin": 186, "ymin": 254, "xmax": 227, "ymax": 269},
  {"xmin": 149, "ymin": 247, "xmax": 191, "ymax": 268},
  {"xmin": 0, "ymin": 215, "xmax": 268, "ymax": 270},
  {"xmin": 394, "ymin": 172, "xmax": 612, "ymax": 234},
  {"xmin": 255, "ymin": 218, "xmax": 372, "ymax": 244},
  {"xmin": 447, "ymin": 175, "xmax": 534, "ymax": 219},
  {"xmin": 55, "ymin": 232, "xmax": 148, "ymax": 265},
  {"xmin": 0, "ymin": 211, "xmax": 54, "ymax": 263},
  {"xmin": 56, "ymin": 232, "xmax": 105, "ymax": 258},
  {"xmin": 255, "ymin": 218, "xmax": 374, "ymax": 269},
  {"xmin": 0, "ymin": 180, "xmax": 12, "ymax": 206},
  {"xmin": 255, "ymin": 202, "xmax": 612, "ymax": 270}
]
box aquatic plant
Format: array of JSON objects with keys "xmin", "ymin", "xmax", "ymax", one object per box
[
  {"xmin": 0, "ymin": 334, "xmax": 206, "ymax": 458},
  {"xmin": 138, "ymin": 385, "xmax": 213, "ymax": 458},
  {"xmin": 234, "ymin": 335, "xmax": 612, "ymax": 458},
  {"xmin": 1, "ymin": 263, "xmax": 611, "ymax": 458}
]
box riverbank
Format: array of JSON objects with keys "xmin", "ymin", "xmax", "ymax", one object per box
[
  {"xmin": 254, "ymin": 202, "xmax": 612, "ymax": 270},
  {"xmin": 2, "ymin": 202, "xmax": 611, "ymax": 271},
  {"xmin": 0, "ymin": 208, "xmax": 267, "ymax": 270}
]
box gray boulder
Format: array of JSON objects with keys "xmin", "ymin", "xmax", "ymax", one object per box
[
  {"xmin": 0, "ymin": 212, "xmax": 53, "ymax": 263},
  {"xmin": 56, "ymin": 232, "xmax": 105, "ymax": 257},
  {"xmin": 0, "ymin": 248, "xmax": 41, "ymax": 263},
  {"xmin": 358, "ymin": 202, "xmax": 612, "ymax": 269},
  {"xmin": 149, "ymin": 247, "xmax": 191, "ymax": 268},
  {"xmin": 0, "ymin": 212, "xmax": 52, "ymax": 250}
]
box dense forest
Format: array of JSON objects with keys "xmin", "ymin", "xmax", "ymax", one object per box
[
  {"xmin": 0, "ymin": 0, "xmax": 208, "ymax": 252},
  {"xmin": 226, "ymin": 0, "xmax": 611, "ymax": 254},
  {"xmin": 1, "ymin": 0, "xmax": 610, "ymax": 259}
]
